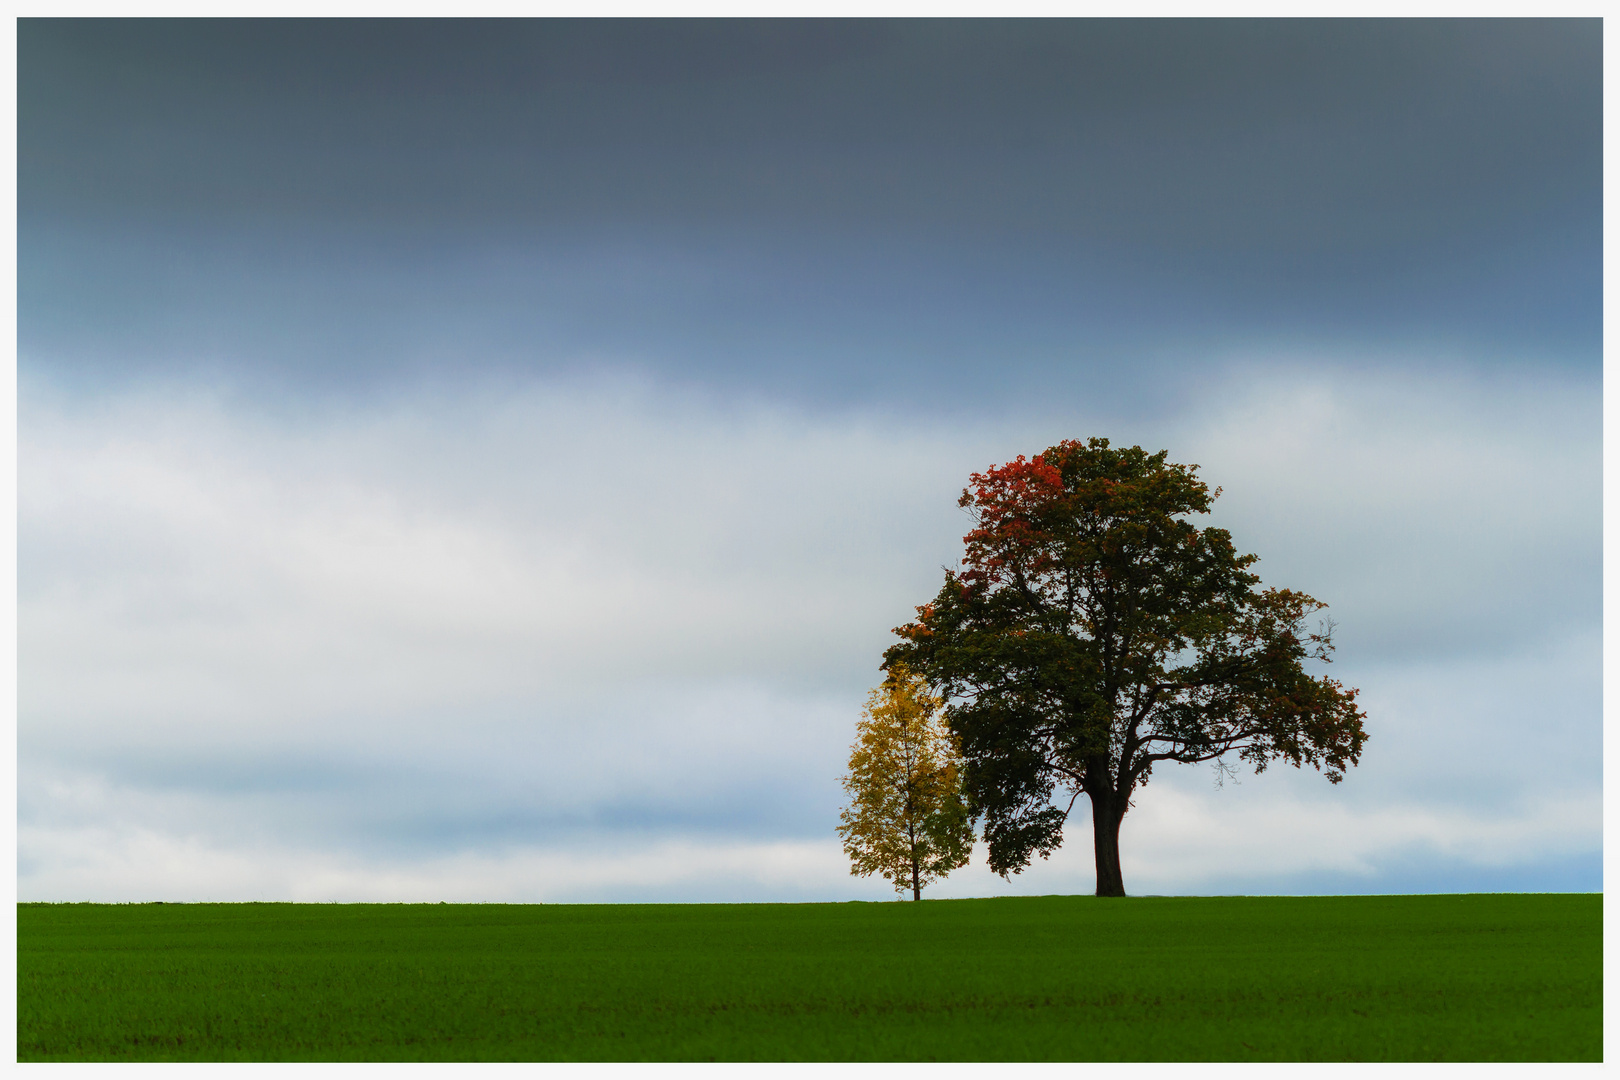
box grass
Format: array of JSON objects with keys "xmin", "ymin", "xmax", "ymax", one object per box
[{"xmin": 18, "ymin": 892, "xmax": 1600, "ymax": 1061}]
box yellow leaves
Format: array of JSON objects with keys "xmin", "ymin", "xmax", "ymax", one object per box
[{"xmin": 837, "ymin": 663, "xmax": 974, "ymax": 898}]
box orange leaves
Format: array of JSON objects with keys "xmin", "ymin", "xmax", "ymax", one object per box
[{"xmin": 895, "ymin": 601, "xmax": 938, "ymax": 641}]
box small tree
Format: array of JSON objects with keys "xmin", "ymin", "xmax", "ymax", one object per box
[
  {"xmin": 837, "ymin": 663, "xmax": 975, "ymax": 900},
  {"xmin": 885, "ymin": 438, "xmax": 1368, "ymax": 897}
]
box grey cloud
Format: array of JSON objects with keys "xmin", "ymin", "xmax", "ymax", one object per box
[
  {"xmin": 22, "ymin": 20, "xmax": 1597, "ymax": 251},
  {"xmin": 18, "ymin": 363, "xmax": 1598, "ymax": 898},
  {"xmin": 20, "ymin": 215, "xmax": 1595, "ymax": 410},
  {"xmin": 19, "ymin": 19, "xmax": 1600, "ymax": 406}
]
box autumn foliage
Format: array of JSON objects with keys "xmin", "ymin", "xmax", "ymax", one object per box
[
  {"xmin": 837, "ymin": 663, "xmax": 974, "ymax": 900},
  {"xmin": 885, "ymin": 438, "xmax": 1368, "ymax": 896}
]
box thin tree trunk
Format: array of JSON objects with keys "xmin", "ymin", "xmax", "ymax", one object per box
[
  {"xmin": 1090, "ymin": 790, "xmax": 1127, "ymax": 897},
  {"xmin": 907, "ymin": 809, "xmax": 922, "ymax": 900}
]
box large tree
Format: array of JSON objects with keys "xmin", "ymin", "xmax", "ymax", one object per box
[
  {"xmin": 884, "ymin": 438, "xmax": 1367, "ymax": 897},
  {"xmin": 837, "ymin": 663, "xmax": 975, "ymax": 900}
]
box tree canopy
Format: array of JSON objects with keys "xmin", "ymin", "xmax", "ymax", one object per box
[
  {"xmin": 837, "ymin": 662, "xmax": 974, "ymax": 900},
  {"xmin": 883, "ymin": 438, "xmax": 1367, "ymax": 896}
]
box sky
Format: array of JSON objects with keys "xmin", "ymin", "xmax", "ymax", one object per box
[{"xmin": 18, "ymin": 18, "xmax": 1602, "ymax": 902}]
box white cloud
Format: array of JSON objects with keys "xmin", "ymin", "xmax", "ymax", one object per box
[
  {"xmin": 19, "ymin": 824, "xmax": 864, "ymax": 905},
  {"xmin": 18, "ymin": 359, "xmax": 1600, "ymax": 900},
  {"xmin": 1182, "ymin": 359, "xmax": 1600, "ymax": 661},
  {"xmin": 1120, "ymin": 780, "xmax": 1601, "ymax": 885},
  {"xmin": 20, "ymin": 778, "xmax": 1596, "ymax": 904}
]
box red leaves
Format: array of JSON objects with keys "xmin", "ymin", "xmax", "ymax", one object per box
[
  {"xmin": 960, "ymin": 453, "xmax": 1069, "ymax": 583},
  {"xmin": 955, "ymin": 439, "xmax": 1215, "ymax": 588},
  {"xmin": 965, "ymin": 454, "xmax": 1065, "ymax": 510}
]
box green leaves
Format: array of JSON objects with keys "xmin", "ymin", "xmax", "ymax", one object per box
[{"xmin": 885, "ymin": 439, "xmax": 1369, "ymax": 892}]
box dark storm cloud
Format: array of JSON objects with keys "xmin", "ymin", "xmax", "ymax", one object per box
[
  {"xmin": 18, "ymin": 18, "xmax": 1601, "ymax": 402},
  {"xmin": 21, "ymin": 19, "xmax": 1599, "ymax": 248}
]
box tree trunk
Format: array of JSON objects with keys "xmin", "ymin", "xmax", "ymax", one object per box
[
  {"xmin": 1089, "ymin": 791, "xmax": 1127, "ymax": 897},
  {"xmin": 912, "ymin": 857, "xmax": 921, "ymax": 901}
]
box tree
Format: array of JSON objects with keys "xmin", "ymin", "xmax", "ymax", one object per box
[
  {"xmin": 884, "ymin": 438, "xmax": 1367, "ymax": 897},
  {"xmin": 837, "ymin": 662, "xmax": 975, "ymax": 900}
]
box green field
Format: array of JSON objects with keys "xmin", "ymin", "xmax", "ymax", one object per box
[{"xmin": 18, "ymin": 893, "xmax": 1600, "ymax": 1061}]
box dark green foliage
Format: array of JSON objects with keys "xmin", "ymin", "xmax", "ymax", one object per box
[
  {"xmin": 19, "ymin": 894, "xmax": 1598, "ymax": 1061},
  {"xmin": 886, "ymin": 440, "xmax": 1369, "ymax": 893}
]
